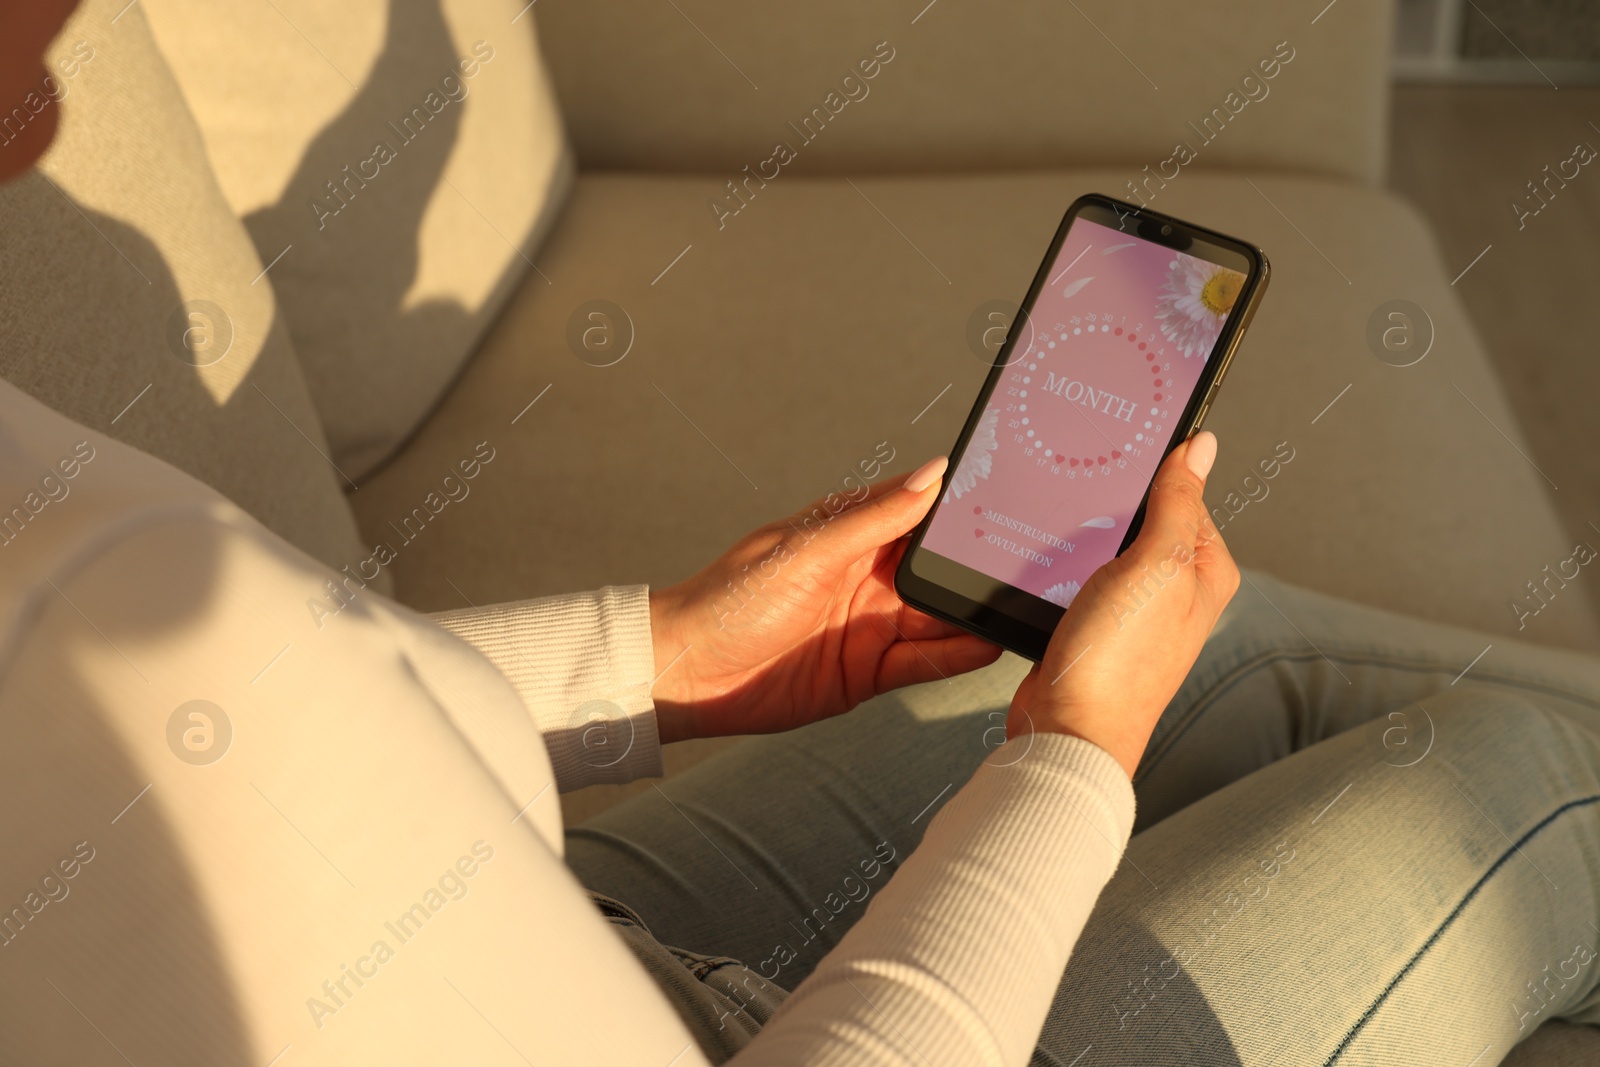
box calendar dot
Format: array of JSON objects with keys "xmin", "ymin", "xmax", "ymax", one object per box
[
  {"xmin": 1021, "ymin": 417, "xmax": 1029, "ymax": 425},
  {"xmin": 1073, "ymin": 327, "xmax": 1082, "ymax": 335},
  {"xmin": 1136, "ymin": 433, "xmax": 1145, "ymax": 442},
  {"xmin": 1026, "ymin": 430, "xmax": 1035, "ymax": 438},
  {"xmin": 1144, "ymin": 420, "xmax": 1152, "ymax": 429},
  {"xmin": 1022, "ymin": 377, "xmax": 1031, "ymax": 384},
  {"xmin": 1150, "ymin": 407, "xmax": 1159, "ymax": 415}
]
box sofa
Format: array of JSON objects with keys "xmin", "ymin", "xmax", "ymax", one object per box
[{"xmin": 3, "ymin": 0, "xmax": 1595, "ymax": 1060}]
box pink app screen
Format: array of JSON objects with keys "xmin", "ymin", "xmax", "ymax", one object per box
[{"xmin": 923, "ymin": 218, "xmax": 1247, "ymax": 609}]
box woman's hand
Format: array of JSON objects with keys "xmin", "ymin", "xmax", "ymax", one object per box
[
  {"xmin": 1007, "ymin": 431, "xmax": 1240, "ymax": 778},
  {"xmin": 648, "ymin": 457, "xmax": 1003, "ymax": 743}
]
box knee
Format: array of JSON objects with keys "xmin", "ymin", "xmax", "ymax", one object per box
[{"xmin": 1404, "ymin": 687, "xmax": 1581, "ymax": 767}]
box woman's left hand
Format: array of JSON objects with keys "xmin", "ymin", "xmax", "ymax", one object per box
[{"xmin": 647, "ymin": 457, "xmax": 1003, "ymax": 743}]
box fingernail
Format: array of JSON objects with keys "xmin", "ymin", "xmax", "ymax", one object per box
[
  {"xmin": 1185, "ymin": 431, "xmax": 1217, "ymax": 479},
  {"xmin": 905, "ymin": 456, "xmax": 949, "ymax": 493}
]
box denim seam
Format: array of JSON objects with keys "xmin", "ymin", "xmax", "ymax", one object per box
[
  {"xmin": 1139, "ymin": 648, "xmax": 1600, "ymax": 783},
  {"xmin": 1323, "ymin": 792, "xmax": 1600, "ymax": 1065}
]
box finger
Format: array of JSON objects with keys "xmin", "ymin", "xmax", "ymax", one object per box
[
  {"xmin": 788, "ymin": 456, "xmax": 948, "ymax": 568},
  {"xmin": 1124, "ymin": 433, "xmax": 1213, "ymax": 562},
  {"xmin": 1128, "ymin": 432, "xmax": 1240, "ymax": 616},
  {"xmin": 895, "ymin": 606, "xmax": 972, "ymax": 642},
  {"xmin": 876, "ymin": 633, "xmax": 1003, "ymax": 692}
]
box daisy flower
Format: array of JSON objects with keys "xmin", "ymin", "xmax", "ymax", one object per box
[
  {"xmin": 945, "ymin": 407, "xmax": 999, "ymax": 501},
  {"xmin": 1155, "ymin": 252, "xmax": 1244, "ymax": 358},
  {"xmin": 1041, "ymin": 581, "xmax": 1081, "ymax": 608}
]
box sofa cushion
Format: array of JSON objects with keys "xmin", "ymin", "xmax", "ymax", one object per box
[
  {"xmin": 352, "ymin": 169, "xmax": 1600, "ymax": 652},
  {"xmin": 536, "ymin": 0, "xmax": 1392, "ymax": 185},
  {"xmin": 0, "ymin": 0, "xmax": 371, "ymax": 579},
  {"xmin": 141, "ymin": 0, "xmax": 575, "ymax": 478}
]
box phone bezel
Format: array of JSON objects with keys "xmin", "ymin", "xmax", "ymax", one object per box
[{"xmin": 893, "ymin": 193, "xmax": 1270, "ymax": 662}]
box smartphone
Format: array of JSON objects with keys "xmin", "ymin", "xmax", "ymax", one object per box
[{"xmin": 894, "ymin": 193, "xmax": 1269, "ymax": 661}]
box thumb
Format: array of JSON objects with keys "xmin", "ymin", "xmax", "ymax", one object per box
[
  {"xmin": 1121, "ymin": 430, "xmax": 1230, "ymax": 594},
  {"xmin": 791, "ymin": 456, "xmax": 948, "ymax": 565}
]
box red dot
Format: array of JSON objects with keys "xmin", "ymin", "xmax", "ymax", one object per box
[
  {"xmin": 1150, "ymin": 366, "xmax": 1159, "ymax": 373},
  {"xmin": 1145, "ymin": 352, "xmax": 1155, "ymax": 361},
  {"xmin": 973, "ymin": 505, "xmax": 982, "ymax": 514},
  {"xmin": 1114, "ymin": 327, "xmax": 1123, "ymax": 335},
  {"xmin": 1129, "ymin": 333, "xmax": 1137, "ymax": 341},
  {"xmin": 1069, "ymin": 458, "xmax": 1079, "ymax": 467},
  {"xmin": 1154, "ymin": 393, "xmax": 1162, "ymax": 401},
  {"xmin": 1138, "ymin": 342, "xmax": 1147, "ymax": 350}
]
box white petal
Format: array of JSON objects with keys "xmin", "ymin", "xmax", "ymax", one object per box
[{"xmin": 1060, "ymin": 276, "xmax": 1095, "ymax": 299}]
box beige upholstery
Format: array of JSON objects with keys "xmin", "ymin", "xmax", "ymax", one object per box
[
  {"xmin": 536, "ymin": 0, "xmax": 1392, "ymax": 184},
  {"xmin": 142, "ymin": 0, "xmax": 574, "ymax": 478},
  {"xmin": 0, "ymin": 0, "xmax": 369, "ymax": 577},
  {"xmin": 353, "ymin": 170, "xmax": 1600, "ymax": 653}
]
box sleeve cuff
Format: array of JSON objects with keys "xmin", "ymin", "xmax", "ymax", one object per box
[
  {"xmin": 747, "ymin": 730, "xmax": 1136, "ymax": 1065},
  {"xmin": 429, "ymin": 585, "xmax": 664, "ymax": 792}
]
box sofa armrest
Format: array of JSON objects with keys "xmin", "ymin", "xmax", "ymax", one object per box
[{"xmin": 534, "ymin": 0, "xmax": 1393, "ymax": 184}]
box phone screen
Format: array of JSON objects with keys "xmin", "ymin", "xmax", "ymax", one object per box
[{"xmin": 918, "ymin": 215, "xmax": 1249, "ymax": 609}]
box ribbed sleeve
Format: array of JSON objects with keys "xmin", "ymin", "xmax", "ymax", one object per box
[
  {"xmin": 738, "ymin": 731, "xmax": 1137, "ymax": 1067},
  {"xmin": 429, "ymin": 585, "xmax": 664, "ymax": 792}
]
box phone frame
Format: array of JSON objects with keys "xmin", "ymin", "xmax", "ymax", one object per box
[{"xmin": 893, "ymin": 192, "xmax": 1270, "ymax": 662}]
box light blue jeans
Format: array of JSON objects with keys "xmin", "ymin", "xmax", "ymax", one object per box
[{"xmin": 566, "ymin": 569, "xmax": 1600, "ymax": 1065}]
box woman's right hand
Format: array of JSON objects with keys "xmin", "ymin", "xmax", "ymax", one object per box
[{"xmin": 1007, "ymin": 431, "xmax": 1240, "ymax": 778}]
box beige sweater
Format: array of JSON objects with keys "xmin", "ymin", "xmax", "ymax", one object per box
[{"xmin": 0, "ymin": 379, "xmax": 1135, "ymax": 1066}]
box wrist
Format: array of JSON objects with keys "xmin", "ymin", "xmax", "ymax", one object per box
[
  {"xmin": 648, "ymin": 584, "xmax": 696, "ymax": 743},
  {"xmin": 1008, "ymin": 707, "xmax": 1140, "ymax": 780}
]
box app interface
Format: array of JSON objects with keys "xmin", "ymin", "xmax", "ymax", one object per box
[{"xmin": 922, "ymin": 217, "xmax": 1247, "ymax": 609}]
